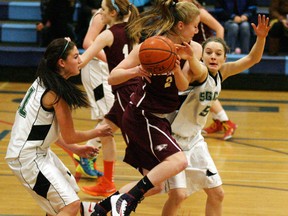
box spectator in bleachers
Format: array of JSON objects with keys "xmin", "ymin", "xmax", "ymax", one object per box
[
  {"xmin": 75, "ymin": 0, "xmax": 102, "ymax": 48},
  {"xmin": 268, "ymin": 0, "xmax": 288, "ymax": 55},
  {"xmin": 36, "ymin": 0, "xmax": 77, "ymax": 47},
  {"xmin": 215, "ymin": 0, "xmax": 257, "ymax": 54}
]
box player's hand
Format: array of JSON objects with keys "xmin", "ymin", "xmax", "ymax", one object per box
[
  {"xmin": 251, "ymin": 14, "xmax": 270, "ymax": 38},
  {"xmin": 138, "ymin": 65, "xmax": 152, "ymax": 83},
  {"xmin": 95, "ymin": 124, "xmax": 113, "ymax": 137},
  {"xmin": 172, "ymin": 56, "xmax": 181, "ymax": 75},
  {"xmin": 74, "ymin": 145, "xmax": 99, "ymax": 159},
  {"xmin": 175, "ymin": 42, "xmax": 193, "ymax": 60}
]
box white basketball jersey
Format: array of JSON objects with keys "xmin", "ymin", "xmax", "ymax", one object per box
[
  {"xmin": 172, "ymin": 72, "xmax": 222, "ymax": 138},
  {"xmin": 6, "ymin": 78, "xmax": 59, "ymax": 160}
]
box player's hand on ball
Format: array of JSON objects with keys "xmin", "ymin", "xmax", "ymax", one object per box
[
  {"xmin": 138, "ymin": 65, "xmax": 151, "ymax": 83},
  {"xmin": 139, "ymin": 36, "xmax": 177, "ymax": 74},
  {"xmin": 175, "ymin": 42, "xmax": 194, "ymax": 60}
]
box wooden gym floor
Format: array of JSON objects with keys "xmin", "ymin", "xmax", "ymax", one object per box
[{"xmin": 0, "ymin": 82, "xmax": 288, "ymax": 215}]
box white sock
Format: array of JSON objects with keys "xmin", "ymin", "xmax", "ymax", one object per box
[{"xmin": 212, "ymin": 110, "xmax": 229, "ymax": 122}]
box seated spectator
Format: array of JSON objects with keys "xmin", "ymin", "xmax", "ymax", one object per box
[
  {"xmin": 215, "ymin": 0, "xmax": 257, "ymax": 54},
  {"xmin": 268, "ymin": 0, "xmax": 288, "ymax": 55},
  {"xmin": 36, "ymin": 0, "xmax": 77, "ymax": 47}
]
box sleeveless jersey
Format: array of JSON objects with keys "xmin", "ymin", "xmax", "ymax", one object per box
[
  {"xmin": 104, "ymin": 22, "xmax": 139, "ymax": 92},
  {"xmin": 130, "ymin": 72, "xmax": 180, "ymax": 114},
  {"xmin": 172, "ymin": 71, "xmax": 222, "ymax": 138},
  {"xmin": 6, "ymin": 78, "xmax": 59, "ymax": 160}
]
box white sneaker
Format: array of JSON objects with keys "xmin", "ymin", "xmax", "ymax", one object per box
[
  {"xmin": 81, "ymin": 202, "xmax": 95, "ymax": 216},
  {"xmin": 80, "ymin": 201, "xmax": 107, "ymax": 216},
  {"xmin": 111, "ymin": 193, "xmax": 138, "ymax": 216},
  {"xmin": 111, "ymin": 194, "xmax": 127, "ymax": 216}
]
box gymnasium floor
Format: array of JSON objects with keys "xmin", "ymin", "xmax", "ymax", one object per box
[{"xmin": 0, "ymin": 82, "xmax": 288, "ymax": 215}]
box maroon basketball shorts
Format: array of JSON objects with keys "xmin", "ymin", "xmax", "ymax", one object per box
[{"xmin": 122, "ymin": 103, "xmax": 182, "ymax": 172}]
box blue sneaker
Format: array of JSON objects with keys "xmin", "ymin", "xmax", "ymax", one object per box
[{"xmin": 74, "ymin": 154, "xmax": 103, "ymax": 178}]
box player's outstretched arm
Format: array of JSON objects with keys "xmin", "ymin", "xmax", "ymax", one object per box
[{"xmin": 221, "ymin": 14, "xmax": 270, "ymax": 79}]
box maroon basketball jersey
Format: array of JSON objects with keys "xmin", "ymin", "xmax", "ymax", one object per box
[
  {"xmin": 104, "ymin": 22, "xmax": 139, "ymax": 92},
  {"xmin": 130, "ymin": 72, "xmax": 180, "ymax": 114}
]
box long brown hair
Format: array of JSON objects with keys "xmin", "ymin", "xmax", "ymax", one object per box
[{"xmin": 36, "ymin": 38, "xmax": 89, "ymax": 109}]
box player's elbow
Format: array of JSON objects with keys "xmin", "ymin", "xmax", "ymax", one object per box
[{"xmin": 108, "ymin": 76, "xmax": 115, "ymax": 85}]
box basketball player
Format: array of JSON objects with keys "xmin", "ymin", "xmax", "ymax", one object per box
[
  {"xmin": 73, "ymin": 9, "xmax": 114, "ymax": 179},
  {"xmin": 162, "ymin": 14, "xmax": 270, "ymax": 216},
  {"xmin": 181, "ymin": 0, "xmax": 238, "ymax": 141},
  {"xmin": 5, "ymin": 38, "xmax": 112, "ymax": 216},
  {"xmin": 80, "ymin": 1, "xmax": 202, "ymax": 215},
  {"xmin": 78, "ymin": 0, "xmax": 140, "ymax": 198}
]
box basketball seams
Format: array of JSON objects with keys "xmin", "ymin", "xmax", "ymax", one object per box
[
  {"xmin": 165, "ymin": 54, "xmax": 177, "ymax": 72},
  {"xmin": 139, "ymin": 49, "xmax": 175, "ymax": 64},
  {"xmin": 157, "ymin": 36, "xmax": 177, "ymax": 56},
  {"xmin": 157, "ymin": 36, "xmax": 174, "ymax": 50},
  {"xmin": 139, "ymin": 36, "xmax": 177, "ymax": 74}
]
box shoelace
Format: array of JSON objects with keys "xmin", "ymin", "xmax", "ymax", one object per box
[
  {"xmin": 97, "ymin": 178, "xmax": 105, "ymax": 186},
  {"xmin": 116, "ymin": 196, "xmax": 127, "ymax": 215},
  {"xmin": 222, "ymin": 122, "xmax": 231, "ymax": 131},
  {"xmin": 88, "ymin": 159, "xmax": 95, "ymax": 169},
  {"xmin": 80, "ymin": 158, "xmax": 95, "ymax": 170},
  {"xmin": 80, "ymin": 158, "xmax": 102, "ymax": 177}
]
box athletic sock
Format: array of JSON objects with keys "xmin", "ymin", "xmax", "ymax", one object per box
[
  {"xmin": 97, "ymin": 191, "xmax": 120, "ymax": 211},
  {"xmin": 103, "ymin": 160, "xmax": 114, "ymax": 182},
  {"xmin": 128, "ymin": 175, "xmax": 154, "ymax": 200},
  {"xmin": 212, "ymin": 109, "xmax": 229, "ymax": 122}
]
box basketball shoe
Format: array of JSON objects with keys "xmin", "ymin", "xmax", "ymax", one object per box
[
  {"xmin": 111, "ymin": 193, "xmax": 139, "ymax": 216},
  {"xmin": 222, "ymin": 120, "xmax": 238, "ymax": 140},
  {"xmin": 80, "ymin": 201, "xmax": 107, "ymax": 216},
  {"xmin": 202, "ymin": 119, "xmax": 223, "ymax": 134},
  {"xmin": 82, "ymin": 176, "xmax": 116, "ymax": 197},
  {"xmin": 74, "ymin": 154, "xmax": 103, "ymax": 178}
]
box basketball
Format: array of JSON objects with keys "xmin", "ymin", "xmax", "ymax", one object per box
[{"xmin": 139, "ymin": 36, "xmax": 177, "ymax": 74}]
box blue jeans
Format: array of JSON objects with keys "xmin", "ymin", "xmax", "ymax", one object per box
[{"xmin": 224, "ymin": 20, "xmax": 251, "ymax": 53}]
